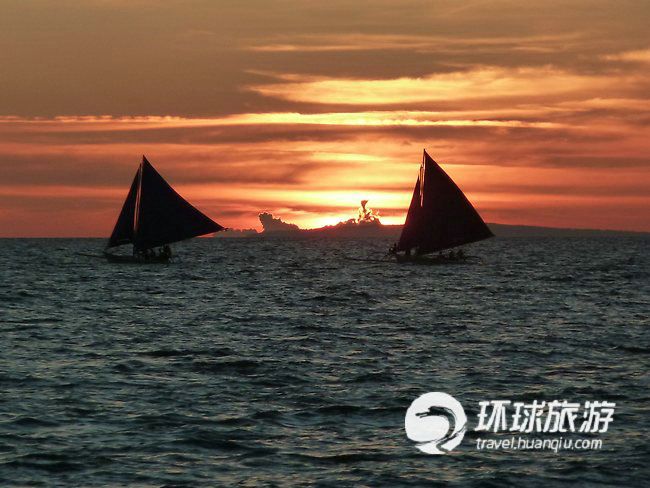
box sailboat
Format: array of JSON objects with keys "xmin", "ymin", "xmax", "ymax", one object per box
[
  {"xmin": 104, "ymin": 156, "xmax": 224, "ymax": 263},
  {"xmin": 390, "ymin": 150, "xmax": 493, "ymax": 264}
]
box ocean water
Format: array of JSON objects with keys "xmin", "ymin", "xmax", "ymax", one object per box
[{"xmin": 1, "ymin": 236, "xmax": 648, "ymax": 486}]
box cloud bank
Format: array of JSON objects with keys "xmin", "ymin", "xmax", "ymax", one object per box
[{"xmin": 1, "ymin": 0, "xmax": 649, "ymax": 235}]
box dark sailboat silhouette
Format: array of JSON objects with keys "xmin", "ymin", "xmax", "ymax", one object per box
[
  {"xmin": 389, "ymin": 150, "xmax": 493, "ymax": 263},
  {"xmin": 104, "ymin": 156, "xmax": 224, "ymax": 262}
]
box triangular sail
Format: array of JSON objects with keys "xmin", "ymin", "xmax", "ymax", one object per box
[
  {"xmin": 107, "ymin": 167, "xmax": 140, "ymax": 248},
  {"xmin": 397, "ymin": 150, "xmax": 493, "ymax": 254},
  {"xmin": 396, "ymin": 173, "xmax": 422, "ymax": 251},
  {"xmin": 134, "ymin": 157, "xmax": 224, "ymax": 250},
  {"xmin": 107, "ymin": 156, "xmax": 224, "ymax": 250}
]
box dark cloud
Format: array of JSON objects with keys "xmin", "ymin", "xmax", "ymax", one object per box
[{"xmin": 0, "ymin": 151, "xmax": 355, "ymax": 186}]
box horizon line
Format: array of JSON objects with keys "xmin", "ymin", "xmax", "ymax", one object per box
[{"xmin": 2, "ymin": 221, "xmax": 648, "ymax": 239}]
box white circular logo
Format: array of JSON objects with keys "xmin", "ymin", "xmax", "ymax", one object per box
[{"xmin": 405, "ymin": 392, "xmax": 467, "ymax": 454}]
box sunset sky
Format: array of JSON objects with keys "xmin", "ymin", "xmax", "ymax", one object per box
[{"xmin": 1, "ymin": 0, "xmax": 649, "ymax": 236}]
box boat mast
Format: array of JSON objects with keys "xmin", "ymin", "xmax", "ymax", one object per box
[{"xmin": 132, "ymin": 158, "xmax": 145, "ymax": 254}]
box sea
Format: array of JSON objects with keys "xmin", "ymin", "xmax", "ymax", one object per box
[{"xmin": 1, "ymin": 236, "xmax": 648, "ymax": 487}]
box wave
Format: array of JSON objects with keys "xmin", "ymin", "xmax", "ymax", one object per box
[
  {"xmin": 191, "ymin": 359, "xmax": 261, "ymax": 375},
  {"xmin": 139, "ymin": 347, "xmax": 234, "ymax": 358},
  {"xmin": 294, "ymin": 451, "xmax": 393, "ymax": 464}
]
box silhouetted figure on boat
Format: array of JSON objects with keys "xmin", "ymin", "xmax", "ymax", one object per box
[{"xmin": 160, "ymin": 245, "xmax": 172, "ymax": 260}]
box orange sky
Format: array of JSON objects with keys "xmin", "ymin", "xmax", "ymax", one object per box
[{"xmin": 1, "ymin": 0, "xmax": 649, "ymax": 236}]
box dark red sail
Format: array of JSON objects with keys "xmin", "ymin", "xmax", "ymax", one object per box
[
  {"xmin": 107, "ymin": 156, "xmax": 224, "ymax": 250},
  {"xmin": 397, "ymin": 150, "xmax": 493, "ymax": 254}
]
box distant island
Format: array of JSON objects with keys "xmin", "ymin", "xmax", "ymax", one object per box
[{"xmin": 215, "ymin": 201, "xmax": 648, "ymax": 239}]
